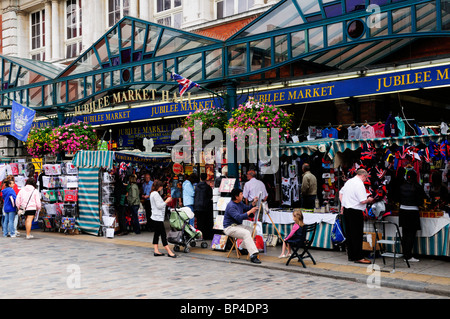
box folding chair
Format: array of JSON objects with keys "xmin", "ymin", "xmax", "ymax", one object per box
[
  {"xmin": 226, "ymin": 237, "xmax": 241, "ymax": 259},
  {"xmin": 286, "ymin": 222, "xmax": 318, "ymax": 268}
]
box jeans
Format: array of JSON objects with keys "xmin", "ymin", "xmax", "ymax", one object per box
[
  {"xmin": 130, "ymin": 205, "xmax": 141, "ymax": 234},
  {"xmin": 3, "ymin": 212, "xmax": 16, "ymax": 237},
  {"xmin": 186, "ymin": 205, "xmax": 195, "ymax": 226}
]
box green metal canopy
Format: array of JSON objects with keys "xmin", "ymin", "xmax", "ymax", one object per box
[{"xmin": 1, "ymin": 0, "xmax": 449, "ymax": 114}]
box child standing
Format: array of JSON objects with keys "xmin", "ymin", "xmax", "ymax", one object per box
[{"xmin": 278, "ymin": 209, "xmax": 304, "ymax": 258}]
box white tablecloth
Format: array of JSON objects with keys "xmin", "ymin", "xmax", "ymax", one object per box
[
  {"xmin": 385, "ymin": 215, "xmax": 450, "ymax": 238},
  {"xmin": 263, "ymin": 210, "xmax": 337, "ymax": 225}
]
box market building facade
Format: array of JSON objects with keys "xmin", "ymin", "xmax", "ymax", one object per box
[{"xmin": 0, "ymin": 1, "xmax": 449, "ymax": 255}]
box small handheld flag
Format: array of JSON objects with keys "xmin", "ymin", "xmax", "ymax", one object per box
[
  {"xmin": 171, "ymin": 72, "xmax": 199, "ymax": 96},
  {"xmin": 10, "ymin": 101, "xmax": 36, "ymax": 142}
]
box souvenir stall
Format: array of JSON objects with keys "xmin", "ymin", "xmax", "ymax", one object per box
[
  {"xmin": 275, "ymin": 133, "xmax": 450, "ymax": 256},
  {"xmin": 268, "ymin": 138, "xmax": 341, "ymax": 250},
  {"xmin": 40, "ymin": 162, "xmax": 79, "ymax": 233},
  {"xmin": 331, "ymin": 134, "xmax": 450, "ymax": 257},
  {"xmin": 72, "ymin": 150, "xmax": 115, "ymax": 236}
]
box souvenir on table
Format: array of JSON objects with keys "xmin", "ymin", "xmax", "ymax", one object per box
[
  {"xmin": 14, "ymin": 175, "xmax": 26, "ymax": 188},
  {"xmin": 42, "ymin": 176, "xmax": 60, "ymax": 188},
  {"xmin": 44, "ymin": 203, "xmax": 57, "ymax": 215},
  {"xmin": 64, "ymin": 204, "xmax": 77, "ymax": 216},
  {"xmin": 219, "ymin": 178, "xmax": 236, "ymax": 193},
  {"xmin": 63, "ymin": 162, "xmax": 78, "ymax": 175},
  {"xmin": 61, "ymin": 217, "xmax": 76, "ymax": 230},
  {"xmin": 41, "ymin": 189, "xmax": 58, "ymax": 202},
  {"xmin": 64, "ymin": 189, "xmax": 78, "ymax": 202},
  {"xmin": 211, "ymin": 234, "xmax": 228, "ymax": 250},
  {"xmin": 213, "ymin": 215, "xmax": 224, "ymax": 230},
  {"xmin": 43, "ymin": 164, "xmax": 61, "ymax": 176},
  {"xmin": 216, "ymin": 197, "xmax": 231, "ymax": 211}
]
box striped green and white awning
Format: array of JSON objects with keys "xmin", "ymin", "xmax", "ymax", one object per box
[
  {"xmin": 331, "ymin": 134, "xmax": 448, "ymax": 158},
  {"xmin": 281, "ymin": 134, "xmax": 448, "ymax": 160},
  {"xmin": 280, "ymin": 138, "xmax": 338, "ymax": 157},
  {"xmin": 76, "ymin": 168, "xmax": 100, "ymax": 236},
  {"xmin": 72, "ymin": 150, "xmax": 115, "ymax": 169}
]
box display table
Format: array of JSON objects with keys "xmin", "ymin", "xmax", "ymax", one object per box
[
  {"xmin": 262, "ymin": 210, "xmax": 338, "ymax": 249},
  {"xmin": 382, "ymin": 216, "xmax": 450, "ymax": 257}
]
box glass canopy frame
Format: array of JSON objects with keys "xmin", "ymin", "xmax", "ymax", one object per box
[{"xmin": 0, "ymin": 0, "xmax": 449, "ymax": 114}]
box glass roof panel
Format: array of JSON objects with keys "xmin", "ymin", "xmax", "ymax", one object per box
[
  {"xmin": 155, "ymin": 29, "xmax": 217, "ymax": 57},
  {"xmin": 120, "ymin": 20, "xmax": 133, "ymax": 48},
  {"xmin": 1, "ymin": 55, "xmax": 65, "ymax": 79},
  {"xmin": 295, "ymin": 0, "xmax": 321, "ymax": 15},
  {"xmin": 234, "ymin": 0, "xmax": 304, "ymax": 38}
]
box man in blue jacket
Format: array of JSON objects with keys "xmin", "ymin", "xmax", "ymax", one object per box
[
  {"xmin": 223, "ymin": 188, "xmax": 260, "ymax": 264},
  {"xmin": 2, "ymin": 180, "xmax": 17, "ymax": 237}
]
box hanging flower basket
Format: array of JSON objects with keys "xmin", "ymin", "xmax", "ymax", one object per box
[
  {"xmin": 182, "ymin": 106, "xmax": 228, "ymax": 134},
  {"xmin": 26, "ymin": 121, "xmax": 98, "ymax": 158},
  {"xmin": 226, "ymin": 97, "xmax": 293, "ymax": 143}
]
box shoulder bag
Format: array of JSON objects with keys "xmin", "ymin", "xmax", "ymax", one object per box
[{"xmin": 17, "ymin": 190, "xmax": 35, "ymax": 216}]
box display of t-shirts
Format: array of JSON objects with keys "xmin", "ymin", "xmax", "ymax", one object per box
[
  {"xmin": 384, "ymin": 114, "xmax": 398, "ymax": 137},
  {"xmin": 395, "ymin": 116, "xmax": 406, "ymax": 137},
  {"xmin": 372, "ymin": 122, "xmax": 385, "ymax": 138},
  {"xmin": 441, "ymin": 122, "xmax": 449, "ymax": 134},
  {"xmin": 360, "ymin": 124, "xmax": 375, "ymax": 139},
  {"xmin": 281, "ymin": 177, "xmax": 292, "ymax": 206},
  {"xmin": 420, "ymin": 126, "xmax": 429, "ymax": 136},
  {"xmin": 347, "ymin": 126, "xmax": 361, "ymax": 140},
  {"xmin": 307, "ymin": 126, "xmax": 317, "ymax": 140},
  {"xmin": 337, "ymin": 126, "xmax": 347, "ymax": 139},
  {"xmin": 322, "ymin": 127, "xmax": 339, "ymax": 138}
]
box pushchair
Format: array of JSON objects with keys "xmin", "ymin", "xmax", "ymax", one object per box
[{"xmin": 168, "ymin": 207, "xmax": 208, "ymax": 253}]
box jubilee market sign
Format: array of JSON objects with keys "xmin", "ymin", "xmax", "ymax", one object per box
[{"xmin": 0, "ymin": 63, "xmax": 449, "ymax": 135}]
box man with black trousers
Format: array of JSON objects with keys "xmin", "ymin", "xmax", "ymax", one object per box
[
  {"xmin": 194, "ymin": 173, "xmax": 213, "ymax": 240},
  {"xmin": 339, "ymin": 169, "xmax": 374, "ymax": 264}
]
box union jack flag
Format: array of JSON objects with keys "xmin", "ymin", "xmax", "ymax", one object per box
[{"xmin": 171, "ymin": 72, "xmax": 199, "ymax": 96}]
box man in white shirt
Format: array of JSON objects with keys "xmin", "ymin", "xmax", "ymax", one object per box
[
  {"xmin": 339, "ymin": 169, "xmax": 374, "ymax": 264},
  {"xmin": 243, "ymin": 170, "xmax": 268, "ymax": 205}
]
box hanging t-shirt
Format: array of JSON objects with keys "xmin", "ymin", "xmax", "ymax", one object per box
[
  {"xmin": 360, "ymin": 125, "xmax": 375, "ymax": 139},
  {"xmin": 441, "ymin": 122, "xmax": 449, "ymax": 134},
  {"xmin": 372, "ymin": 122, "xmax": 385, "ymax": 138},
  {"xmin": 395, "ymin": 116, "xmax": 406, "ymax": 137},
  {"xmin": 322, "ymin": 127, "xmax": 339, "ymax": 139},
  {"xmin": 384, "ymin": 114, "xmax": 398, "ymax": 137},
  {"xmin": 347, "ymin": 126, "xmax": 361, "ymax": 140}
]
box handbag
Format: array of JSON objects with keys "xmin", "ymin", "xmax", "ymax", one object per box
[
  {"xmin": 18, "ymin": 190, "xmax": 35, "ymax": 216},
  {"xmin": 331, "ymin": 217, "xmax": 346, "ymax": 244}
]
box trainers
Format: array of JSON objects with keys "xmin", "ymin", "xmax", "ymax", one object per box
[
  {"xmin": 407, "ymin": 257, "xmax": 419, "ymax": 262},
  {"xmin": 10, "ymin": 234, "xmax": 17, "ymax": 238},
  {"xmin": 26, "ymin": 235, "xmax": 34, "ymax": 239}
]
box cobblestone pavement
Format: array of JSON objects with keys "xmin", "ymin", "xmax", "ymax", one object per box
[{"xmin": 0, "ymin": 234, "xmax": 447, "ymax": 301}]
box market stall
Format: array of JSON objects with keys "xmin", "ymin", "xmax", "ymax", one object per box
[
  {"xmin": 276, "ymin": 131, "xmax": 450, "ymax": 256},
  {"xmin": 72, "ymin": 150, "xmax": 115, "ymax": 236}
]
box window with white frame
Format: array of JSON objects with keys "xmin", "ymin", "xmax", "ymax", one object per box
[
  {"xmin": 216, "ymin": 0, "xmax": 255, "ymax": 18},
  {"xmin": 66, "ymin": 0, "xmax": 83, "ymax": 59},
  {"xmin": 155, "ymin": 0, "xmax": 182, "ymax": 28},
  {"xmin": 30, "ymin": 10, "xmax": 45, "ymax": 60},
  {"xmin": 108, "ymin": 0, "xmax": 130, "ymax": 27}
]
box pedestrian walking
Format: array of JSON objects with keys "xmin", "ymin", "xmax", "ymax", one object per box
[
  {"xmin": 182, "ymin": 174, "xmax": 196, "ymax": 226},
  {"xmin": 16, "ymin": 178, "xmax": 41, "ymax": 239},
  {"xmin": 2, "ymin": 180, "xmax": 17, "ymax": 237},
  {"xmin": 150, "ymin": 180, "xmax": 177, "ymax": 258}
]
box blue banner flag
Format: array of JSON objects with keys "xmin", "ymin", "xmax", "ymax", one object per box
[
  {"xmin": 10, "ymin": 101, "xmax": 36, "ymax": 142},
  {"xmin": 171, "ymin": 72, "xmax": 199, "ymax": 96}
]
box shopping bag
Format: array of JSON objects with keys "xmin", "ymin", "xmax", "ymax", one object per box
[
  {"xmin": 167, "ymin": 230, "xmax": 184, "ymax": 245},
  {"xmin": 331, "ymin": 218, "xmax": 346, "ymax": 244}
]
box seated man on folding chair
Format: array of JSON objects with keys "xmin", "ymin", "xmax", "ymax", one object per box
[{"xmin": 223, "ymin": 188, "xmax": 260, "ymax": 264}]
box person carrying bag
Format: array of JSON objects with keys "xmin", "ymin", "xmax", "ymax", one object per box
[{"xmin": 16, "ymin": 178, "xmax": 41, "ymax": 239}]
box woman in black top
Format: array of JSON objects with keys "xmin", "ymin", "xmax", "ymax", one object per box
[{"xmin": 398, "ymin": 170, "xmax": 427, "ymax": 262}]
